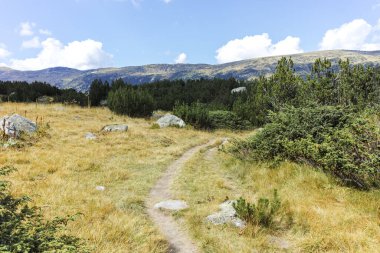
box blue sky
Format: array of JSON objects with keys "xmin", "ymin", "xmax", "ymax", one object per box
[{"xmin": 0, "ymin": 0, "xmax": 380, "ymax": 70}]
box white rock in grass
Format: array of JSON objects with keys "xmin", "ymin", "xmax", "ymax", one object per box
[
  {"xmin": 206, "ymin": 200, "xmax": 246, "ymax": 228},
  {"xmin": 96, "ymin": 186, "xmax": 105, "ymax": 191},
  {"xmin": 102, "ymin": 124, "xmax": 128, "ymax": 132},
  {"xmin": 154, "ymin": 200, "xmax": 188, "ymax": 211},
  {"xmin": 0, "ymin": 114, "xmax": 37, "ymax": 138},
  {"xmin": 156, "ymin": 114, "xmax": 185, "ymax": 128},
  {"xmin": 85, "ymin": 132, "xmax": 97, "ymax": 140}
]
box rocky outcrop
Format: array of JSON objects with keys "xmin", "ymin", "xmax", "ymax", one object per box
[
  {"xmin": 0, "ymin": 114, "xmax": 37, "ymax": 137},
  {"xmin": 156, "ymin": 114, "xmax": 185, "ymax": 128}
]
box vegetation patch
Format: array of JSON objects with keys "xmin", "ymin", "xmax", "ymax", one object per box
[
  {"xmin": 0, "ymin": 166, "xmax": 88, "ymax": 252},
  {"xmin": 230, "ymin": 106, "xmax": 380, "ymax": 189}
]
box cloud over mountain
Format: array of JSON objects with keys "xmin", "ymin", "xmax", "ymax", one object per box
[
  {"xmin": 319, "ymin": 18, "xmax": 380, "ymax": 51},
  {"xmin": 215, "ymin": 33, "xmax": 303, "ymax": 64},
  {"xmin": 10, "ymin": 38, "xmax": 113, "ymax": 70}
]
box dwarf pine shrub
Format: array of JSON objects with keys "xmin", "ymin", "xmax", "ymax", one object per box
[
  {"xmin": 0, "ymin": 166, "xmax": 88, "ymax": 252},
  {"xmin": 233, "ymin": 190, "xmax": 282, "ymax": 228},
  {"xmin": 230, "ymin": 106, "xmax": 380, "ymax": 189}
]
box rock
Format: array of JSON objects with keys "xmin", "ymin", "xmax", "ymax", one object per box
[
  {"xmin": 102, "ymin": 124, "xmax": 128, "ymax": 132},
  {"xmin": 206, "ymin": 200, "xmax": 246, "ymax": 228},
  {"xmin": 96, "ymin": 186, "xmax": 105, "ymax": 191},
  {"xmin": 268, "ymin": 236, "xmax": 291, "ymax": 249},
  {"xmin": 0, "ymin": 114, "xmax": 37, "ymax": 137},
  {"xmin": 156, "ymin": 114, "xmax": 185, "ymax": 128},
  {"xmin": 36, "ymin": 96, "xmax": 54, "ymax": 104},
  {"xmin": 154, "ymin": 200, "xmax": 189, "ymax": 211},
  {"xmin": 231, "ymin": 87, "xmax": 247, "ymax": 94},
  {"xmin": 99, "ymin": 100, "xmax": 108, "ymax": 106},
  {"xmin": 151, "ymin": 111, "xmax": 166, "ymax": 120},
  {"xmin": 85, "ymin": 132, "xmax": 97, "ymax": 140}
]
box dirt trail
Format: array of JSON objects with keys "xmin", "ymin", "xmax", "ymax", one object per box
[{"xmin": 146, "ymin": 139, "xmax": 216, "ymax": 253}]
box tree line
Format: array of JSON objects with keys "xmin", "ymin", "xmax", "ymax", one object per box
[{"xmin": 0, "ymin": 80, "xmax": 88, "ymax": 105}]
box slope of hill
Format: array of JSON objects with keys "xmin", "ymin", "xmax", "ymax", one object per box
[{"xmin": 1, "ymin": 50, "xmax": 380, "ymax": 91}]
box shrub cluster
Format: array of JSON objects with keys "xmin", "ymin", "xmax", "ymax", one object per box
[
  {"xmin": 173, "ymin": 102, "xmax": 252, "ymax": 130},
  {"xmin": 233, "ymin": 190, "xmax": 282, "ymax": 228},
  {"xmin": 108, "ymin": 86, "xmax": 154, "ymax": 117},
  {"xmin": 0, "ymin": 166, "xmax": 88, "ymax": 252},
  {"xmin": 230, "ymin": 106, "xmax": 380, "ymax": 189}
]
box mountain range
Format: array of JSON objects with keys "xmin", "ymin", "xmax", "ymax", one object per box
[{"xmin": 1, "ymin": 50, "xmax": 380, "ymax": 92}]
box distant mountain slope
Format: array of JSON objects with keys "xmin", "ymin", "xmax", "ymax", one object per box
[{"xmin": 1, "ymin": 50, "xmax": 380, "ymax": 92}]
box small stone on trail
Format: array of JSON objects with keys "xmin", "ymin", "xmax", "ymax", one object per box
[
  {"xmin": 154, "ymin": 200, "xmax": 189, "ymax": 211},
  {"xmin": 96, "ymin": 186, "xmax": 105, "ymax": 191},
  {"xmin": 206, "ymin": 200, "xmax": 246, "ymax": 228},
  {"xmin": 85, "ymin": 132, "xmax": 97, "ymax": 140}
]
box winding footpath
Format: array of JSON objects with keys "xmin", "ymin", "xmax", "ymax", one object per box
[{"xmin": 146, "ymin": 139, "xmax": 216, "ymax": 253}]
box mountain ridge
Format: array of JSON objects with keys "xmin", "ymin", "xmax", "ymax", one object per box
[{"xmin": 1, "ymin": 50, "xmax": 380, "ymax": 91}]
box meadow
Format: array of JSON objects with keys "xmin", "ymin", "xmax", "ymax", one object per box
[{"xmin": 1, "ymin": 102, "xmax": 379, "ymax": 252}]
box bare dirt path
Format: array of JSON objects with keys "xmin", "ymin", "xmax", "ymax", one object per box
[{"xmin": 146, "ymin": 139, "xmax": 216, "ymax": 253}]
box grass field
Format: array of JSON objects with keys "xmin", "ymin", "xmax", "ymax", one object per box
[
  {"xmin": 1, "ymin": 103, "xmax": 379, "ymax": 253},
  {"xmin": 0, "ymin": 103, "xmax": 218, "ymax": 252}
]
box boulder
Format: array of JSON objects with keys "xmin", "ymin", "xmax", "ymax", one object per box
[
  {"xmin": 85, "ymin": 132, "xmax": 97, "ymax": 140},
  {"xmin": 154, "ymin": 200, "xmax": 189, "ymax": 211},
  {"xmin": 206, "ymin": 200, "xmax": 246, "ymax": 228},
  {"xmin": 0, "ymin": 114, "xmax": 37, "ymax": 137},
  {"xmin": 156, "ymin": 114, "xmax": 185, "ymax": 128},
  {"xmin": 231, "ymin": 87, "xmax": 247, "ymax": 94},
  {"xmin": 102, "ymin": 124, "xmax": 128, "ymax": 132}
]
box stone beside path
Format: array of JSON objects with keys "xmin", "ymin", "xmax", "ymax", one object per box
[{"xmin": 206, "ymin": 200, "xmax": 246, "ymax": 228}]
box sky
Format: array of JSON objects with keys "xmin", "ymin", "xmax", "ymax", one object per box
[{"xmin": 0, "ymin": 0, "xmax": 380, "ymax": 70}]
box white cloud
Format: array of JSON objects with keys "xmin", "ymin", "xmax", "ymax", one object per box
[
  {"xmin": 175, "ymin": 52, "xmax": 187, "ymax": 64},
  {"xmin": 163, "ymin": 0, "xmax": 171, "ymax": 3},
  {"xmin": 39, "ymin": 29, "xmax": 52, "ymax": 36},
  {"xmin": 319, "ymin": 18, "xmax": 380, "ymax": 51},
  {"xmin": 131, "ymin": 0, "xmax": 142, "ymax": 6},
  {"xmin": 215, "ymin": 33, "xmax": 303, "ymax": 63},
  {"xmin": 10, "ymin": 38, "xmax": 113, "ymax": 70},
  {"xmin": 0, "ymin": 43, "xmax": 11, "ymax": 59},
  {"xmin": 21, "ymin": 36, "xmax": 41, "ymax": 49},
  {"xmin": 19, "ymin": 22, "xmax": 36, "ymax": 36}
]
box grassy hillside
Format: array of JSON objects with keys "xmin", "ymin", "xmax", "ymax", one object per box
[{"xmin": 1, "ymin": 50, "xmax": 380, "ymax": 91}]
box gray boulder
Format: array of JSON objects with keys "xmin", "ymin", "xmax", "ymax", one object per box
[
  {"xmin": 0, "ymin": 114, "xmax": 37, "ymax": 137},
  {"xmin": 206, "ymin": 200, "xmax": 246, "ymax": 228},
  {"xmin": 102, "ymin": 124, "xmax": 128, "ymax": 132},
  {"xmin": 231, "ymin": 87, "xmax": 247, "ymax": 94},
  {"xmin": 154, "ymin": 200, "xmax": 189, "ymax": 211},
  {"xmin": 156, "ymin": 114, "xmax": 185, "ymax": 128}
]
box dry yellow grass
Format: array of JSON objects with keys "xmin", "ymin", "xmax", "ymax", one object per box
[
  {"xmin": 174, "ymin": 145, "xmax": 380, "ymax": 252},
  {"xmin": 0, "ymin": 102, "xmax": 217, "ymax": 252}
]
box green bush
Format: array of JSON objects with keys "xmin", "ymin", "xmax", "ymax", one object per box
[
  {"xmin": 230, "ymin": 106, "xmax": 380, "ymax": 189},
  {"xmin": 173, "ymin": 102, "xmax": 212, "ymax": 129},
  {"xmin": 209, "ymin": 110, "xmax": 252, "ymax": 130},
  {"xmin": 0, "ymin": 166, "xmax": 88, "ymax": 252},
  {"xmin": 108, "ymin": 86, "xmax": 154, "ymax": 117},
  {"xmin": 233, "ymin": 190, "xmax": 281, "ymax": 228}
]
